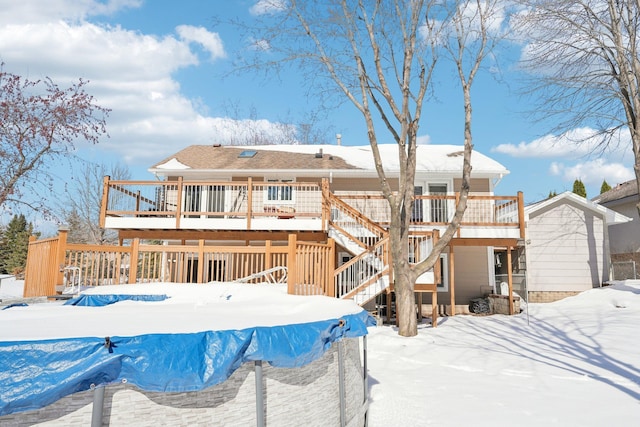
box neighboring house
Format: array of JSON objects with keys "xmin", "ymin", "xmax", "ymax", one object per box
[
  {"xmin": 592, "ymin": 180, "xmax": 640, "ymax": 279},
  {"xmin": 523, "ymin": 192, "xmax": 631, "ymax": 302},
  {"xmin": 99, "ymin": 143, "xmax": 526, "ymax": 315},
  {"xmin": 592, "ymin": 179, "xmax": 640, "ymax": 253}
]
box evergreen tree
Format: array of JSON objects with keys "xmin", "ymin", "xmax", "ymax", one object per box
[
  {"xmin": 572, "ymin": 179, "xmax": 587, "ymax": 198},
  {"xmin": 0, "ymin": 214, "xmax": 38, "ymax": 275},
  {"xmin": 600, "ymin": 180, "xmax": 612, "ymax": 194},
  {"xmin": 548, "ymin": 190, "xmax": 558, "ymax": 199}
]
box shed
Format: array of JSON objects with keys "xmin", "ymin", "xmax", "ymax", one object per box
[{"xmin": 523, "ymin": 192, "xmax": 631, "ymax": 302}]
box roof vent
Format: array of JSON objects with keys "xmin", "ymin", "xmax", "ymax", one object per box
[
  {"xmin": 239, "ymin": 150, "xmax": 257, "ymax": 158},
  {"xmin": 315, "ymin": 148, "xmax": 323, "ymax": 158}
]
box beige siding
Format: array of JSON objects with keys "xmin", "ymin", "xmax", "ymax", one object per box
[
  {"xmin": 438, "ymin": 246, "xmax": 491, "ymax": 303},
  {"xmin": 453, "ymin": 178, "xmax": 491, "ymax": 193},
  {"xmin": 527, "ymin": 202, "xmax": 606, "ymax": 291},
  {"xmin": 330, "ymin": 177, "xmax": 399, "ymax": 192}
]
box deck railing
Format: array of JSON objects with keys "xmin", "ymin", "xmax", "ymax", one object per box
[
  {"xmin": 336, "ymin": 192, "xmax": 524, "ymax": 229},
  {"xmin": 335, "ymin": 237, "xmax": 390, "ymax": 302},
  {"xmin": 101, "ymin": 177, "xmax": 524, "ymax": 235},
  {"xmin": 23, "ymin": 229, "xmax": 335, "ymax": 297},
  {"xmin": 100, "ymin": 177, "xmax": 323, "ymax": 229},
  {"xmin": 326, "ymin": 190, "xmax": 388, "ymax": 249},
  {"xmin": 22, "ymin": 236, "xmax": 61, "ymax": 298}
]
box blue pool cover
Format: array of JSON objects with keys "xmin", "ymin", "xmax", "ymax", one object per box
[{"xmin": 0, "ymin": 295, "xmax": 374, "ymax": 416}]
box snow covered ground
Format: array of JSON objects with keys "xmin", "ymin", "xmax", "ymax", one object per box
[
  {"xmin": 0, "ymin": 276, "xmax": 23, "ymax": 301},
  {"xmin": 367, "ymin": 282, "xmax": 640, "ymax": 426},
  {"xmin": 1, "ymin": 279, "xmax": 639, "ymax": 425}
]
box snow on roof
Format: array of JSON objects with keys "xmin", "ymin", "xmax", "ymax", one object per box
[
  {"xmin": 247, "ymin": 144, "xmax": 508, "ymax": 175},
  {"xmin": 155, "ymin": 157, "xmax": 191, "ymax": 170},
  {"xmin": 149, "ymin": 144, "xmax": 509, "ymax": 176}
]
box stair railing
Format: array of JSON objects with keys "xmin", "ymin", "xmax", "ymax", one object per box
[
  {"xmin": 326, "ymin": 192, "xmax": 388, "ymax": 249},
  {"xmin": 334, "ymin": 236, "xmax": 390, "ymax": 303}
]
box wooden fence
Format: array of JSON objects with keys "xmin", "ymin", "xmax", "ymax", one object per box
[{"xmin": 23, "ymin": 229, "xmax": 336, "ymax": 298}]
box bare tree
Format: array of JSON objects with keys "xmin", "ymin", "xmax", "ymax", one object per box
[
  {"xmin": 237, "ymin": 0, "xmax": 504, "ymax": 336},
  {"xmin": 516, "ymin": 0, "xmax": 640, "ymax": 211},
  {"xmin": 60, "ymin": 163, "xmax": 130, "ymax": 244},
  {"xmin": 213, "ymin": 99, "xmax": 331, "ymax": 145},
  {"xmin": 0, "ymin": 64, "xmax": 110, "ymax": 213}
]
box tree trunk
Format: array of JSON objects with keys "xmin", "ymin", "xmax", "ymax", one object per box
[{"xmin": 389, "ymin": 201, "xmax": 418, "ymax": 336}]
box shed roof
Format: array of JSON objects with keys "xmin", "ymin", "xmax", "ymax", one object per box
[{"xmin": 525, "ymin": 191, "xmax": 631, "ymax": 225}]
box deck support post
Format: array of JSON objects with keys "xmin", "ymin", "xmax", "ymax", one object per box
[
  {"xmin": 507, "ymin": 246, "xmax": 514, "ymax": 315},
  {"xmin": 287, "ymin": 234, "xmax": 297, "ymax": 295},
  {"xmin": 255, "ymin": 360, "xmax": 264, "ymax": 427},
  {"xmin": 449, "ymin": 248, "xmax": 456, "ymax": 316}
]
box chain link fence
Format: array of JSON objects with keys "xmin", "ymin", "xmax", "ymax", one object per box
[{"xmin": 612, "ymin": 261, "xmax": 637, "ymax": 280}]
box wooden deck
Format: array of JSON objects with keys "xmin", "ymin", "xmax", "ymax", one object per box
[{"xmin": 100, "ymin": 177, "xmax": 525, "ymax": 240}]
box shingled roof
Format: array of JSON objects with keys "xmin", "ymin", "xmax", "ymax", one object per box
[
  {"xmin": 592, "ymin": 179, "xmax": 639, "ymax": 204},
  {"xmin": 151, "ymin": 145, "xmax": 360, "ymax": 171}
]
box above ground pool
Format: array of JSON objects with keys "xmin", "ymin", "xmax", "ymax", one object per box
[{"xmin": 0, "ymin": 283, "xmax": 375, "ymax": 426}]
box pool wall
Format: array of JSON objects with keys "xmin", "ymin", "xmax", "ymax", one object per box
[{"xmin": 0, "ymin": 338, "xmax": 366, "ymax": 426}]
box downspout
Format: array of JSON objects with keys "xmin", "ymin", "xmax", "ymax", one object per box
[{"xmin": 602, "ymin": 215, "xmax": 612, "ymax": 285}]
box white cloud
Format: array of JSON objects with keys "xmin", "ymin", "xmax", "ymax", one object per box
[
  {"xmin": 549, "ymin": 159, "xmax": 634, "ymax": 187},
  {"xmin": 0, "ymin": 3, "xmax": 290, "ymax": 166},
  {"xmin": 417, "ymin": 134, "xmax": 431, "ymax": 145},
  {"xmin": 456, "ymin": 1, "xmax": 507, "ymax": 35},
  {"xmin": 492, "ymin": 127, "xmax": 631, "ymax": 160},
  {"xmin": 0, "ymin": 0, "xmax": 141, "ymax": 25},
  {"xmin": 249, "ymin": 0, "xmax": 287, "ymax": 16},
  {"xmin": 1, "ymin": 21, "xmax": 197, "ymax": 80},
  {"xmin": 249, "ymin": 38, "xmax": 271, "ymax": 52},
  {"xmin": 176, "ymin": 25, "xmax": 226, "ymax": 60}
]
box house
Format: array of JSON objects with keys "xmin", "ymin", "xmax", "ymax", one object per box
[
  {"xmin": 93, "ymin": 143, "xmax": 525, "ymax": 318},
  {"xmin": 591, "ymin": 180, "xmax": 640, "ymax": 279},
  {"xmin": 522, "ymin": 192, "xmax": 631, "ymax": 302}
]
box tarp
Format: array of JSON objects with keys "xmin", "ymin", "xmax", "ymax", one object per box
[
  {"xmin": 64, "ymin": 294, "xmax": 170, "ymax": 306},
  {"xmin": 0, "ymin": 309, "xmax": 374, "ymax": 416}
]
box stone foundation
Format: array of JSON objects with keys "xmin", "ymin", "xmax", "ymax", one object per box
[
  {"xmin": 0, "ymin": 339, "xmax": 367, "ymax": 427},
  {"xmin": 488, "ymin": 294, "xmax": 521, "ymax": 315},
  {"xmin": 527, "ymin": 291, "xmax": 581, "ymax": 303},
  {"xmin": 419, "ymin": 304, "xmax": 472, "ymax": 317}
]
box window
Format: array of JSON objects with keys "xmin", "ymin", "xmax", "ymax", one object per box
[
  {"xmin": 412, "ymin": 186, "xmax": 423, "ymax": 222},
  {"xmin": 238, "ymin": 150, "xmax": 257, "ymax": 158},
  {"xmin": 266, "ymin": 179, "xmax": 294, "ymax": 203},
  {"xmin": 184, "ymin": 185, "xmax": 201, "ymax": 217},
  {"xmin": 429, "ymin": 184, "xmax": 448, "ymax": 222}
]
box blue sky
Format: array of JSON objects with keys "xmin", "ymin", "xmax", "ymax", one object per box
[{"xmin": 0, "ymin": 0, "xmax": 635, "ymax": 229}]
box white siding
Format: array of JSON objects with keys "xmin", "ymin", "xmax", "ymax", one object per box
[
  {"xmin": 606, "ymin": 199, "xmax": 640, "ymax": 253},
  {"xmin": 527, "ymin": 202, "xmax": 606, "ymax": 292}
]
